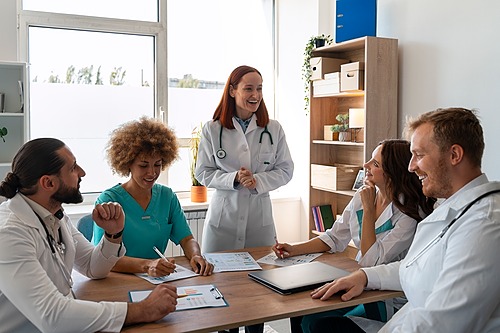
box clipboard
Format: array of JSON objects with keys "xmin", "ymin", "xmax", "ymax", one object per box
[{"xmin": 129, "ymin": 284, "xmax": 228, "ymax": 311}]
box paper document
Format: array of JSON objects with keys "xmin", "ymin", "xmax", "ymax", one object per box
[
  {"xmin": 257, "ymin": 252, "xmax": 323, "ymax": 266},
  {"xmin": 129, "ymin": 284, "xmax": 227, "ymax": 311},
  {"xmin": 204, "ymin": 252, "xmax": 262, "ymax": 272},
  {"xmin": 135, "ymin": 264, "xmax": 198, "ymax": 284}
]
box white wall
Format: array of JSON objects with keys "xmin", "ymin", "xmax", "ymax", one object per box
[
  {"xmin": 376, "ymin": 0, "xmax": 500, "ymax": 180},
  {"xmin": 0, "ymin": 0, "xmax": 17, "ymax": 61}
]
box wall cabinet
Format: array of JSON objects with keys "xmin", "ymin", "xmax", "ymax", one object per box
[
  {"xmin": 0, "ymin": 61, "xmax": 29, "ymax": 179},
  {"xmin": 309, "ymin": 37, "xmax": 398, "ymax": 238}
]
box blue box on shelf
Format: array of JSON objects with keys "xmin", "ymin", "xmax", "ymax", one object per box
[{"xmin": 335, "ymin": 0, "xmax": 377, "ymax": 43}]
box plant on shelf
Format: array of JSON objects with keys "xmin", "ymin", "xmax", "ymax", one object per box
[
  {"xmin": 189, "ymin": 124, "xmax": 207, "ymax": 202},
  {"xmin": 302, "ymin": 34, "xmax": 333, "ymax": 113},
  {"xmin": 330, "ymin": 114, "xmax": 351, "ymax": 142},
  {"xmin": 0, "ymin": 125, "xmax": 7, "ymax": 142}
]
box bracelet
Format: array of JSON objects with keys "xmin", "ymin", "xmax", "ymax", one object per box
[{"xmin": 105, "ymin": 228, "xmax": 124, "ymax": 239}]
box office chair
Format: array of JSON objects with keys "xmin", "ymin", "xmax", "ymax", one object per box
[{"xmin": 76, "ymin": 214, "xmax": 94, "ymax": 242}]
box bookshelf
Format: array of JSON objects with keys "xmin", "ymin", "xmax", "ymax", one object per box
[{"xmin": 308, "ymin": 37, "xmax": 398, "ymax": 238}]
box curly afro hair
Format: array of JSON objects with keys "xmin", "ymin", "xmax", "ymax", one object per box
[{"xmin": 106, "ymin": 116, "xmax": 179, "ymax": 177}]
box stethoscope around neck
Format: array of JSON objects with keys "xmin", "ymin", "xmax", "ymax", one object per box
[
  {"xmin": 405, "ymin": 189, "xmax": 500, "ymax": 268},
  {"xmin": 34, "ymin": 211, "xmax": 76, "ymax": 298},
  {"xmin": 216, "ymin": 125, "xmax": 273, "ymax": 159}
]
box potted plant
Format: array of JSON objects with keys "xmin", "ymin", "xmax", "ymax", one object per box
[
  {"xmin": 0, "ymin": 126, "xmax": 7, "ymax": 142},
  {"xmin": 302, "ymin": 34, "xmax": 333, "ymax": 113},
  {"xmin": 189, "ymin": 124, "xmax": 207, "ymax": 202},
  {"xmin": 330, "ymin": 114, "xmax": 351, "ymax": 142}
]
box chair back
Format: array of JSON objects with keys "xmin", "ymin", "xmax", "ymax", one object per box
[{"xmin": 77, "ymin": 214, "xmax": 94, "ymax": 242}]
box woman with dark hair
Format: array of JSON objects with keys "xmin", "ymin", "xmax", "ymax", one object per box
[
  {"xmin": 195, "ymin": 66, "xmax": 294, "ymax": 253},
  {"xmin": 273, "ymin": 139, "xmax": 436, "ymax": 333}
]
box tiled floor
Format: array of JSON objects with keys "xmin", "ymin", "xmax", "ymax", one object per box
[
  {"xmin": 214, "ymin": 319, "xmax": 291, "ymax": 333},
  {"xmin": 266, "ymin": 319, "xmax": 290, "ymax": 332}
]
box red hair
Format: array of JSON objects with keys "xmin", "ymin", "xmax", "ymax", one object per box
[{"xmin": 212, "ymin": 65, "xmax": 269, "ymax": 129}]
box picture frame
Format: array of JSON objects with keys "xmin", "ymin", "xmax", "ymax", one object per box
[{"xmin": 352, "ymin": 169, "xmax": 365, "ymax": 190}]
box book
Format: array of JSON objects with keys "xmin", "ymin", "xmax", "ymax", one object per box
[
  {"xmin": 311, "ymin": 206, "xmax": 321, "ymax": 231},
  {"xmin": 319, "ymin": 204, "xmax": 335, "ymax": 230}
]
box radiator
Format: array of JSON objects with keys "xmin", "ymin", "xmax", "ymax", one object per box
[{"xmin": 165, "ymin": 208, "xmax": 206, "ymax": 257}]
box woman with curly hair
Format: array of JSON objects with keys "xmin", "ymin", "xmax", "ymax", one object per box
[
  {"xmin": 93, "ymin": 116, "xmax": 213, "ymax": 277},
  {"xmin": 273, "ymin": 139, "xmax": 436, "ymax": 333}
]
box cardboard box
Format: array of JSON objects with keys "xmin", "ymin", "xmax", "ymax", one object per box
[
  {"xmin": 310, "ymin": 57, "xmax": 349, "ymax": 81},
  {"xmin": 311, "ymin": 164, "xmax": 362, "ymax": 191},
  {"xmin": 313, "ymin": 79, "xmax": 340, "ymax": 97},
  {"xmin": 341, "ymin": 62, "xmax": 365, "ymax": 91},
  {"xmin": 324, "ymin": 72, "xmax": 340, "ymax": 81},
  {"xmin": 324, "ymin": 125, "xmax": 334, "ymax": 140}
]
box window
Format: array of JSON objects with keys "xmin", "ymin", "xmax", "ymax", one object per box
[
  {"xmin": 166, "ymin": 0, "xmax": 275, "ymax": 191},
  {"xmin": 20, "ymin": 0, "xmax": 275, "ymax": 196},
  {"xmin": 20, "ymin": 2, "xmax": 166, "ymax": 197},
  {"xmin": 23, "ymin": 0, "xmax": 158, "ymax": 21}
]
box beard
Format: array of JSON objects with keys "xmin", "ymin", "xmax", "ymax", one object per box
[
  {"xmin": 423, "ymin": 156, "xmax": 453, "ymax": 199},
  {"xmin": 52, "ymin": 179, "xmax": 83, "ymax": 204}
]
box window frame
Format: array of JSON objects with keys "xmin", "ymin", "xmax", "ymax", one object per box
[{"xmin": 18, "ymin": 1, "xmax": 168, "ymax": 203}]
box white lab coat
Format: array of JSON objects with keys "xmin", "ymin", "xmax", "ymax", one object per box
[
  {"xmin": 0, "ymin": 194, "xmax": 127, "ymax": 333},
  {"xmin": 361, "ymin": 175, "xmax": 500, "ymax": 333},
  {"xmin": 319, "ymin": 190, "xmax": 418, "ymax": 267},
  {"xmin": 195, "ymin": 115, "xmax": 294, "ymax": 252}
]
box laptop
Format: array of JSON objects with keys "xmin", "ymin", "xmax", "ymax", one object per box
[{"xmin": 248, "ymin": 261, "xmax": 350, "ymax": 295}]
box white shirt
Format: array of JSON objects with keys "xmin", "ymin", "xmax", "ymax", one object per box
[
  {"xmin": 319, "ymin": 190, "xmax": 418, "ymax": 267},
  {"xmin": 362, "ymin": 175, "xmax": 500, "ymax": 332},
  {"xmin": 0, "ymin": 194, "xmax": 128, "ymax": 333}
]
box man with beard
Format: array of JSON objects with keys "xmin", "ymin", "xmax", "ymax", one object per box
[
  {"xmin": 308, "ymin": 108, "xmax": 500, "ymax": 333},
  {"xmin": 0, "ymin": 138, "xmax": 178, "ymax": 333}
]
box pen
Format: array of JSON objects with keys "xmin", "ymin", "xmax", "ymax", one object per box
[
  {"xmin": 153, "ymin": 246, "xmax": 177, "ymax": 273},
  {"xmin": 274, "ymin": 236, "xmax": 284, "ymax": 259}
]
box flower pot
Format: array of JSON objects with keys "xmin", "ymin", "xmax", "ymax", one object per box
[
  {"xmin": 315, "ymin": 39, "xmax": 326, "ymax": 48},
  {"xmin": 338, "ymin": 131, "xmax": 351, "ymax": 142},
  {"xmin": 191, "ymin": 185, "xmax": 207, "ymax": 203}
]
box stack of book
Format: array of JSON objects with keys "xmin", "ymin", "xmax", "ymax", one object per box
[{"xmin": 311, "ymin": 204, "xmax": 335, "ymax": 232}]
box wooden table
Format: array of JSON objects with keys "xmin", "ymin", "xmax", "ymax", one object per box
[{"xmin": 73, "ymin": 247, "xmax": 403, "ymax": 332}]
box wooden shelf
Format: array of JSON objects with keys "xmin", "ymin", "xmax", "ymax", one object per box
[
  {"xmin": 308, "ymin": 37, "xmax": 398, "ymax": 239},
  {"xmin": 311, "ymin": 187, "xmax": 356, "ymax": 197},
  {"xmin": 313, "ymin": 91, "xmax": 365, "ymax": 98},
  {"xmin": 312, "ymin": 140, "xmax": 364, "ymax": 146}
]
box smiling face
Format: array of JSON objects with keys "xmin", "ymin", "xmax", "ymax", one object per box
[
  {"xmin": 363, "ymin": 144, "xmax": 385, "ymax": 187},
  {"xmin": 229, "ymin": 71, "xmax": 263, "ymax": 120},
  {"xmin": 128, "ymin": 154, "xmax": 162, "ymax": 191},
  {"xmin": 409, "ymin": 123, "xmax": 453, "ymax": 199}
]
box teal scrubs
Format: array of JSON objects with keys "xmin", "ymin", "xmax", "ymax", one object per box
[{"xmin": 93, "ymin": 183, "xmax": 192, "ymax": 259}]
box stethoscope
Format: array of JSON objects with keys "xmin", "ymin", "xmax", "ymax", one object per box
[
  {"xmin": 34, "ymin": 210, "xmax": 76, "ymax": 298},
  {"xmin": 216, "ymin": 125, "xmax": 273, "ymax": 159},
  {"xmin": 405, "ymin": 189, "xmax": 500, "ymax": 268}
]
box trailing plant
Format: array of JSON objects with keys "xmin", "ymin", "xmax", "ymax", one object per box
[
  {"xmin": 189, "ymin": 124, "xmax": 203, "ymax": 186},
  {"xmin": 302, "ymin": 34, "xmax": 333, "ymax": 113},
  {"xmin": 330, "ymin": 113, "xmax": 349, "ymax": 132}
]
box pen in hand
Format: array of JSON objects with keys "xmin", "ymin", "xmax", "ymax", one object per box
[
  {"xmin": 153, "ymin": 246, "xmax": 177, "ymax": 273},
  {"xmin": 274, "ymin": 236, "xmax": 284, "ymax": 259}
]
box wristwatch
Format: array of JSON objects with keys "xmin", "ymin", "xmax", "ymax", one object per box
[{"xmin": 105, "ymin": 228, "xmax": 124, "ymax": 239}]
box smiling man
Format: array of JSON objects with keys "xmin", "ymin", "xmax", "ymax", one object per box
[
  {"xmin": 0, "ymin": 138, "xmax": 178, "ymax": 333},
  {"xmin": 307, "ymin": 108, "xmax": 500, "ymax": 333}
]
